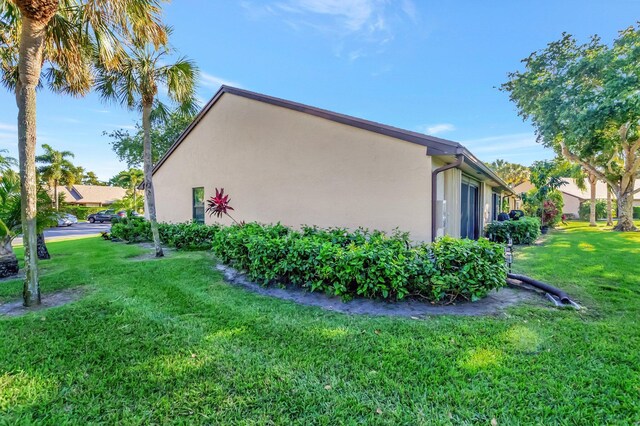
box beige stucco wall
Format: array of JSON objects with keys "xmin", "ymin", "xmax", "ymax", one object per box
[
  {"xmin": 153, "ymin": 93, "xmax": 434, "ymax": 241},
  {"xmin": 562, "ymin": 193, "xmax": 581, "ymax": 217}
]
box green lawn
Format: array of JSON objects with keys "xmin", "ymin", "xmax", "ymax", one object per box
[{"xmin": 0, "ymin": 223, "xmax": 638, "ymax": 424}]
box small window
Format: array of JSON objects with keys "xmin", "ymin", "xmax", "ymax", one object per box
[{"xmin": 192, "ymin": 187, "xmax": 204, "ymax": 223}]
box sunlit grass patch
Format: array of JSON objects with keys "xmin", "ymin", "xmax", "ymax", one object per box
[{"xmin": 459, "ymin": 347, "xmax": 502, "ymax": 371}]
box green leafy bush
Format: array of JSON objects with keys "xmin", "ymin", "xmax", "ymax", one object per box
[
  {"xmin": 430, "ymin": 237, "xmax": 506, "ymax": 302},
  {"xmin": 634, "ymin": 207, "xmax": 640, "ymax": 219},
  {"xmin": 484, "ymin": 217, "xmax": 541, "ymax": 244},
  {"xmin": 111, "ymin": 217, "xmax": 151, "ymax": 242},
  {"xmin": 112, "ymin": 218, "xmax": 220, "ymax": 250},
  {"xmin": 579, "ymin": 200, "xmax": 610, "ymax": 221},
  {"xmin": 211, "ymin": 223, "xmax": 506, "ymax": 303},
  {"xmin": 159, "ymin": 222, "xmax": 221, "ymax": 250},
  {"xmin": 110, "ymin": 220, "xmax": 507, "ymax": 303},
  {"xmin": 521, "ymin": 189, "xmax": 564, "ymax": 226}
]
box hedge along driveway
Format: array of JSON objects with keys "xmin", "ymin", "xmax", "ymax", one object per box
[{"xmin": 0, "ymin": 227, "xmax": 639, "ymax": 424}]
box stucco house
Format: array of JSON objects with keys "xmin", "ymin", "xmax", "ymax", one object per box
[
  {"xmin": 54, "ymin": 184, "xmax": 129, "ymax": 207},
  {"xmin": 152, "ymin": 86, "xmax": 513, "ymax": 241},
  {"xmin": 513, "ymin": 179, "xmax": 640, "ymax": 217}
]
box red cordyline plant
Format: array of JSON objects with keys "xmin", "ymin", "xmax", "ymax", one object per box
[{"xmin": 206, "ymin": 188, "xmax": 242, "ymax": 225}]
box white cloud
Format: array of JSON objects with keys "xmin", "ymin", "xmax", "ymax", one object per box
[
  {"xmin": 420, "ymin": 123, "xmax": 456, "ymax": 135},
  {"xmin": 400, "ymin": 0, "xmax": 418, "ymax": 22},
  {"xmin": 461, "ymin": 133, "xmax": 537, "ymax": 153},
  {"xmin": 460, "ymin": 133, "xmax": 554, "ymax": 165},
  {"xmin": 243, "ymin": 0, "xmax": 417, "ymax": 40},
  {"xmin": 0, "ymin": 123, "xmax": 17, "ymax": 132},
  {"xmin": 278, "ymin": 0, "xmax": 379, "ymax": 32},
  {"xmin": 200, "ymin": 72, "xmax": 243, "ymax": 90}
]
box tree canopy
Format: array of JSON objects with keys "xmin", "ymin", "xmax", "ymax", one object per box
[
  {"xmin": 502, "ymin": 25, "xmax": 640, "ymax": 231},
  {"xmin": 105, "ymin": 110, "xmax": 194, "ymax": 167},
  {"xmin": 489, "ymin": 159, "xmax": 530, "ymax": 187}
]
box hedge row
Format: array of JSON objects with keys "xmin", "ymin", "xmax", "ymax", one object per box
[
  {"xmin": 111, "ymin": 219, "xmax": 220, "ymax": 250},
  {"xmin": 484, "ymin": 216, "xmax": 541, "ymax": 245},
  {"xmin": 111, "ymin": 220, "xmax": 507, "ymax": 303}
]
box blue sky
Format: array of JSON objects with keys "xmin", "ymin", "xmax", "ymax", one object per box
[{"xmin": 1, "ymin": 0, "xmax": 639, "ymax": 180}]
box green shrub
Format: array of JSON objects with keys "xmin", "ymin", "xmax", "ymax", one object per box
[
  {"xmin": 110, "ymin": 217, "xmax": 151, "ymax": 242},
  {"xmin": 484, "ymin": 217, "xmax": 541, "ymax": 244},
  {"xmin": 579, "ymin": 200, "xmax": 610, "ymax": 221},
  {"xmin": 112, "ymin": 218, "xmax": 220, "ymax": 250},
  {"xmin": 521, "ymin": 189, "xmax": 564, "ymax": 226},
  {"xmin": 633, "ymin": 206, "xmax": 640, "ymax": 219},
  {"xmin": 430, "ymin": 237, "xmax": 506, "ymax": 302},
  {"xmin": 212, "ymin": 223, "xmax": 506, "ymax": 303},
  {"xmin": 159, "ymin": 222, "xmax": 220, "ymax": 250}
]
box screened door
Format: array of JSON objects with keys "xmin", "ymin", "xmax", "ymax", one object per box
[{"xmin": 460, "ymin": 179, "xmax": 479, "ymax": 239}]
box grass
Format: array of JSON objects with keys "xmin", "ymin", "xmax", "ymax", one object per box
[{"xmin": 0, "ymin": 222, "xmax": 639, "ymax": 424}]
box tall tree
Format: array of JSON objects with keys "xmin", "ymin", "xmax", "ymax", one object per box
[
  {"xmin": 105, "ymin": 110, "xmax": 194, "ymax": 167},
  {"xmin": 36, "ymin": 143, "xmax": 75, "ymax": 210},
  {"xmin": 0, "ymin": 170, "xmax": 57, "ymax": 274},
  {"xmin": 489, "ymin": 159, "xmax": 530, "ymax": 187},
  {"xmin": 0, "ymin": 0, "xmax": 168, "ymax": 306},
  {"xmin": 96, "ymin": 46, "xmax": 198, "ymax": 257},
  {"xmin": 82, "ymin": 171, "xmax": 103, "ymax": 185},
  {"xmin": 502, "ymin": 27, "xmax": 640, "ymax": 231},
  {"xmin": 113, "ymin": 168, "xmax": 143, "ymax": 209}
]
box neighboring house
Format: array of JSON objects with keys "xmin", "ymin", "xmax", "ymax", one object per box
[
  {"xmin": 513, "ymin": 178, "xmax": 640, "ymax": 216},
  {"xmin": 152, "ymin": 86, "xmax": 514, "ymax": 242},
  {"xmin": 54, "ymin": 184, "xmax": 129, "ymax": 207}
]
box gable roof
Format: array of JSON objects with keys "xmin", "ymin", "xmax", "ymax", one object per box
[
  {"xmin": 153, "ymin": 86, "xmax": 512, "ymax": 192},
  {"xmin": 53, "ymin": 184, "xmax": 128, "ymax": 205},
  {"xmin": 560, "ymin": 178, "xmax": 640, "ymax": 201}
]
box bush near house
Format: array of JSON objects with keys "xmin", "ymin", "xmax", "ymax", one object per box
[
  {"xmin": 579, "ymin": 200, "xmax": 611, "ymax": 221},
  {"xmin": 111, "ymin": 218, "xmax": 219, "ymax": 250},
  {"xmin": 111, "ymin": 221, "xmax": 507, "ymax": 303},
  {"xmin": 522, "ymin": 189, "xmax": 564, "ymax": 226},
  {"xmin": 484, "ymin": 216, "xmax": 541, "ymax": 244},
  {"xmin": 633, "ymin": 206, "xmax": 640, "ymax": 219}
]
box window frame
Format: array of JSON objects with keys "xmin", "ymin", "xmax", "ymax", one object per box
[{"xmin": 192, "ymin": 187, "xmax": 205, "ymax": 224}]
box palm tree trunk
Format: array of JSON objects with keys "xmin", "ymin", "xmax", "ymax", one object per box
[
  {"xmin": 0, "ymin": 237, "xmax": 19, "ymax": 278},
  {"xmin": 606, "ymin": 185, "xmax": 613, "ymax": 226},
  {"xmin": 142, "ymin": 103, "xmax": 163, "ymax": 257},
  {"xmin": 17, "ymin": 16, "xmax": 48, "ymax": 306},
  {"xmin": 588, "ymin": 173, "xmax": 597, "ymax": 227},
  {"xmin": 37, "ymin": 233, "xmax": 50, "ymax": 260}
]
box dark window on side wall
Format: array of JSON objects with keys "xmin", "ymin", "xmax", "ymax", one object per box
[
  {"xmin": 492, "ymin": 193, "xmax": 501, "ymax": 221},
  {"xmin": 193, "ymin": 187, "xmax": 204, "ymax": 223}
]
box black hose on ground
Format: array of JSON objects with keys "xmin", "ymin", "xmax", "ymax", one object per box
[{"xmin": 507, "ymin": 273, "xmax": 572, "ymax": 305}]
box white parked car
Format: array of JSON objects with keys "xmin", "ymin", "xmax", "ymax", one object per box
[{"xmin": 57, "ymin": 213, "xmax": 78, "ymax": 227}]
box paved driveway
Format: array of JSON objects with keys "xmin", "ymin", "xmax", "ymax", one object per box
[{"xmin": 13, "ymin": 222, "xmax": 111, "ymax": 245}]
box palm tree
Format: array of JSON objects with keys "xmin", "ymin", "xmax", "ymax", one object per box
[
  {"xmin": 0, "ymin": 0, "xmax": 168, "ymax": 306},
  {"xmin": 36, "ymin": 144, "xmax": 76, "ymax": 210},
  {"xmin": 0, "ymin": 170, "xmax": 57, "ymax": 275},
  {"xmin": 0, "ymin": 148, "xmax": 16, "ymax": 174},
  {"xmin": 96, "ymin": 46, "xmax": 198, "ymax": 258},
  {"xmin": 114, "ymin": 168, "xmax": 143, "ymax": 210}
]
